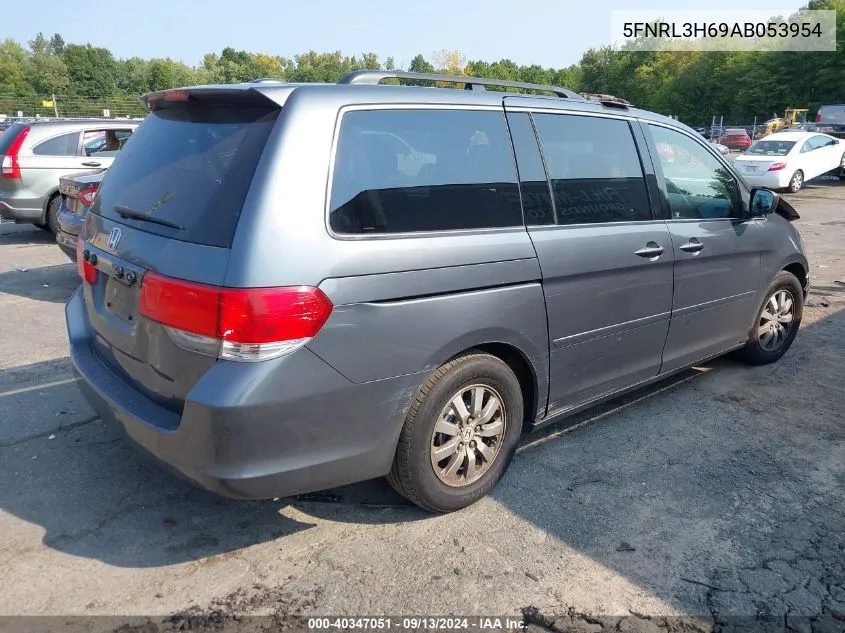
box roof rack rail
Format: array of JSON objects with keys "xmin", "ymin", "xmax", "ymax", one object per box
[
  {"xmin": 338, "ymin": 70, "xmax": 583, "ymax": 100},
  {"xmin": 251, "ymin": 77, "xmax": 284, "ymax": 83}
]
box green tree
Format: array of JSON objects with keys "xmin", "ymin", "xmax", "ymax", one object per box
[
  {"xmin": 0, "ymin": 39, "xmax": 33, "ymax": 95},
  {"xmin": 63, "ymin": 44, "xmax": 118, "ymax": 97}
]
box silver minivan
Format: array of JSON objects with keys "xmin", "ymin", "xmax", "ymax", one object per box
[
  {"xmin": 0, "ymin": 119, "xmax": 138, "ymax": 232},
  {"xmin": 66, "ymin": 72, "xmax": 810, "ymax": 512}
]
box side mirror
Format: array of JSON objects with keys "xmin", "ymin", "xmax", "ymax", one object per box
[{"xmin": 749, "ymin": 187, "xmax": 779, "ymax": 217}]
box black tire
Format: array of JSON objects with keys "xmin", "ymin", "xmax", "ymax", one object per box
[
  {"xmin": 737, "ymin": 271, "xmax": 803, "ymax": 366},
  {"xmin": 386, "ymin": 351, "xmax": 523, "ymax": 513},
  {"xmin": 45, "ymin": 195, "xmax": 61, "ymax": 234},
  {"xmin": 788, "ymin": 170, "xmax": 804, "ymax": 193}
]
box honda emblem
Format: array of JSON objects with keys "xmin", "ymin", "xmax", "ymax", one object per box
[{"xmin": 107, "ymin": 227, "xmax": 122, "ymax": 250}]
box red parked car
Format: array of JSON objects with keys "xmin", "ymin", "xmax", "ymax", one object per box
[{"xmin": 721, "ymin": 128, "xmax": 752, "ymax": 151}]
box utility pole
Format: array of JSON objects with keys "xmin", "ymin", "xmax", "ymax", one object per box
[{"xmin": 52, "ymin": 94, "xmax": 58, "ymax": 118}]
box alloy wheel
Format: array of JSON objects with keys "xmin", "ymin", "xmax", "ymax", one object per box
[
  {"xmin": 758, "ymin": 289, "xmax": 795, "ymax": 351},
  {"xmin": 430, "ymin": 384, "xmax": 506, "ymax": 487}
]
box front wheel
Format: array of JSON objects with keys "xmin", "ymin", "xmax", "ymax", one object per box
[
  {"xmin": 387, "ymin": 352, "xmax": 523, "ymax": 513},
  {"xmin": 788, "ymin": 170, "xmax": 804, "ymax": 193},
  {"xmin": 737, "ymin": 271, "xmax": 803, "ymax": 365}
]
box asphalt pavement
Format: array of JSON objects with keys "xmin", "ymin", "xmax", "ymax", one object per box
[{"xmin": 0, "ymin": 179, "xmax": 843, "ymax": 633}]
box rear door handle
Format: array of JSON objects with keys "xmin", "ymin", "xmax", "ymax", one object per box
[
  {"xmin": 634, "ymin": 242, "xmax": 665, "ymax": 259},
  {"xmin": 679, "ymin": 238, "xmax": 704, "ymax": 253},
  {"xmin": 81, "ymin": 161, "xmax": 101, "ymax": 167}
]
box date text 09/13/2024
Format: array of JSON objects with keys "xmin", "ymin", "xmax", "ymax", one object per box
[{"xmin": 307, "ymin": 617, "xmax": 527, "ymax": 630}]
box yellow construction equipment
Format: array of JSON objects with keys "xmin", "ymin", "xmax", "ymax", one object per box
[{"xmin": 755, "ymin": 108, "xmax": 809, "ymax": 138}]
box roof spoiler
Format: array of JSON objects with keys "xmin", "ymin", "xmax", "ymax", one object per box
[{"xmin": 141, "ymin": 85, "xmax": 289, "ymax": 110}]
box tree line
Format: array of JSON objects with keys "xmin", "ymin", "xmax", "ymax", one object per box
[{"xmin": 0, "ymin": 0, "xmax": 842, "ymax": 124}]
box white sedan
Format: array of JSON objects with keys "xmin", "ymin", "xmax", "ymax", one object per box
[{"xmin": 734, "ymin": 131, "xmax": 845, "ymax": 192}]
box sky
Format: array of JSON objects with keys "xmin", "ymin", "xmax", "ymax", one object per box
[{"xmin": 3, "ymin": 0, "xmax": 804, "ymax": 69}]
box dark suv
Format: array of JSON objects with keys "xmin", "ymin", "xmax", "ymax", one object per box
[{"xmin": 67, "ymin": 72, "xmax": 809, "ymax": 512}]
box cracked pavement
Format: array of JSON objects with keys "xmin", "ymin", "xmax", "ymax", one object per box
[{"xmin": 0, "ymin": 178, "xmax": 843, "ymax": 633}]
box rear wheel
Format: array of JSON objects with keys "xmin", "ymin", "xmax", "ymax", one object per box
[
  {"xmin": 737, "ymin": 271, "xmax": 803, "ymax": 365},
  {"xmin": 788, "ymin": 170, "xmax": 804, "ymax": 193},
  {"xmin": 45, "ymin": 195, "xmax": 61, "ymax": 234},
  {"xmin": 387, "ymin": 352, "xmax": 523, "ymax": 513}
]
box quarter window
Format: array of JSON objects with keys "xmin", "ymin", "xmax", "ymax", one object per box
[
  {"xmin": 649, "ymin": 125, "xmax": 743, "ymax": 220},
  {"xmin": 329, "ymin": 109, "xmax": 522, "ymax": 234},
  {"xmin": 32, "ymin": 132, "xmax": 79, "ymax": 156},
  {"xmin": 531, "ymin": 113, "xmax": 652, "ymax": 225}
]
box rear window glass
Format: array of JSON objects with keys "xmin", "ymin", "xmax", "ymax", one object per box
[
  {"xmin": 93, "ymin": 105, "xmax": 278, "ymax": 248},
  {"xmin": 329, "ymin": 109, "xmax": 522, "ymax": 234},
  {"xmin": 747, "ymin": 140, "xmax": 796, "ymax": 156},
  {"xmin": 33, "ymin": 132, "xmax": 80, "ymax": 156},
  {"xmin": 0, "ymin": 124, "xmax": 26, "ymax": 154}
]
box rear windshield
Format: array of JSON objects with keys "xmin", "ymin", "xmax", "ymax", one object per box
[
  {"xmin": 92, "ymin": 104, "xmax": 278, "ymax": 248},
  {"xmin": 725, "ymin": 129, "xmax": 747, "ymax": 135},
  {"xmin": 746, "ymin": 140, "xmax": 796, "ymax": 156},
  {"xmin": 0, "ymin": 124, "xmax": 26, "ymax": 155}
]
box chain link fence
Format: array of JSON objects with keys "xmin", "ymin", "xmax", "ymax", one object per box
[{"xmin": 0, "ymin": 94, "xmax": 147, "ymax": 119}]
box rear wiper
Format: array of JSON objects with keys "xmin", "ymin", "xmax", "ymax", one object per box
[{"xmin": 114, "ymin": 205, "xmax": 185, "ymax": 230}]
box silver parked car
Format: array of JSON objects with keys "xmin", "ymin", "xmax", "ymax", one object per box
[
  {"xmin": 0, "ymin": 119, "xmax": 138, "ymax": 232},
  {"xmin": 67, "ymin": 72, "xmax": 809, "ymax": 513}
]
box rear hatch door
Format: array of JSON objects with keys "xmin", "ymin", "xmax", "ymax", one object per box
[{"xmin": 80, "ymin": 90, "xmax": 281, "ymax": 412}]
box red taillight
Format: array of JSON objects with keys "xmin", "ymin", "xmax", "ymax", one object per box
[
  {"xmin": 1, "ymin": 126, "xmax": 30, "ymax": 179},
  {"xmin": 816, "ymin": 113, "xmax": 822, "ymax": 122},
  {"xmin": 78, "ymin": 187, "xmax": 98, "ymax": 207},
  {"xmin": 768, "ymin": 162, "xmax": 787, "ymax": 172},
  {"xmin": 75, "ymin": 239, "xmax": 99, "ymax": 284},
  {"xmin": 138, "ymin": 273, "xmax": 333, "ymax": 361}
]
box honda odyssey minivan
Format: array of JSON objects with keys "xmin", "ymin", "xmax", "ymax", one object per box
[{"xmin": 67, "ymin": 72, "xmax": 809, "ymax": 512}]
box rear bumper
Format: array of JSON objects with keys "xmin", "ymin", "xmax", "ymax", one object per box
[
  {"xmin": 741, "ymin": 171, "xmax": 791, "ymax": 190},
  {"xmin": 56, "ymin": 230, "xmax": 77, "ymax": 261},
  {"xmin": 0, "ymin": 192, "xmax": 44, "ymax": 223},
  {"xmin": 66, "ymin": 288, "xmax": 419, "ymax": 500},
  {"xmin": 56, "ymin": 208, "xmax": 84, "ymax": 261}
]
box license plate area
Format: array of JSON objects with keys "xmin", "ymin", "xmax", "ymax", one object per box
[{"xmin": 103, "ymin": 277, "xmax": 139, "ymax": 324}]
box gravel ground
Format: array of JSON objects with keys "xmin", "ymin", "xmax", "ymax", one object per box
[{"xmin": 0, "ymin": 178, "xmax": 843, "ymax": 633}]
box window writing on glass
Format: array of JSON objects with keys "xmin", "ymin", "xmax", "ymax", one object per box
[
  {"xmin": 531, "ymin": 113, "xmax": 651, "ymax": 225},
  {"xmin": 329, "ymin": 109, "xmax": 522, "ymax": 234},
  {"xmin": 650, "ymin": 125, "xmax": 742, "ymax": 220}
]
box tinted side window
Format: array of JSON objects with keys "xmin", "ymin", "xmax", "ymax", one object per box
[
  {"xmin": 532, "ymin": 114, "xmax": 651, "ymax": 225},
  {"xmin": 506, "ymin": 112, "xmax": 554, "ymax": 226},
  {"xmin": 32, "ymin": 132, "xmax": 79, "ymax": 156},
  {"xmin": 650, "ymin": 125, "xmax": 742, "ymax": 220},
  {"xmin": 329, "ymin": 109, "xmax": 521, "ymax": 234}
]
